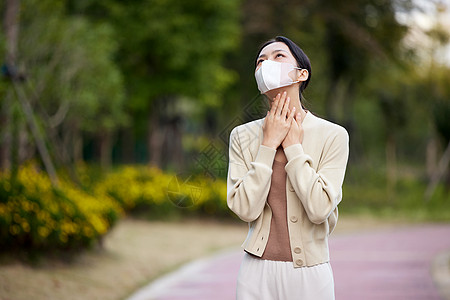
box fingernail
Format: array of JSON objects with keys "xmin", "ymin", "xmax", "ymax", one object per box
[
  {"xmin": 287, "ymin": 97, "xmax": 290, "ymax": 102},
  {"xmin": 293, "ymin": 106, "xmax": 296, "ymax": 110}
]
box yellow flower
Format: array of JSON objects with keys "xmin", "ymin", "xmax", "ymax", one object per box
[
  {"xmin": 3, "ymin": 181, "xmax": 11, "ymax": 192},
  {"xmin": 0, "ymin": 204, "xmax": 8, "ymax": 216},
  {"xmin": 38, "ymin": 226, "xmax": 50, "ymax": 238},
  {"xmin": 59, "ymin": 233, "xmax": 68, "ymax": 243},
  {"xmin": 9, "ymin": 224, "xmax": 20, "ymax": 236},
  {"xmin": 13, "ymin": 213, "xmax": 22, "ymax": 224},
  {"xmin": 83, "ymin": 226, "xmax": 94, "ymax": 238},
  {"xmin": 21, "ymin": 221, "xmax": 30, "ymax": 233}
]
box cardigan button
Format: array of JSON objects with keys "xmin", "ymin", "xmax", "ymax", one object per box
[
  {"xmin": 295, "ymin": 259, "xmax": 304, "ymax": 267},
  {"xmin": 290, "ymin": 216, "xmax": 298, "ymax": 223},
  {"xmin": 294, "ymin": 247, "xmax": 302, "ymax": 254}
]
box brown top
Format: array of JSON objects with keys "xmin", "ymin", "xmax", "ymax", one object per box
[{"xmin": 260, "ymin": 148, "xmax": 293, "ymax": 262}]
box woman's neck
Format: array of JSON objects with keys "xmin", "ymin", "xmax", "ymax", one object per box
[{"xmin": 266, "ymin": 86, "xmax": 306, "ymax": 120}]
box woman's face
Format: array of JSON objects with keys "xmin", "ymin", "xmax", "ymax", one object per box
[
  {"xmin": 255, "ymin": 41, "xmax": 298, "ymax": 71},
  {"xmin": 255, "ymin": 41, "xmax": 304, "ymax": 99}
]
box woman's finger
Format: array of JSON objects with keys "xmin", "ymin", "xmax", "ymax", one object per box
[
  {"xmin": 270, "ymin": 93, "xmax": 281, "ymax": 115},
  {"xmin": 275, "ymin": 92, "xmax": 286, "ymax": 116},
  {"xmin": 281, "ymin": 96, "xmax": 290, "ymax": 119},
  {"xmin": 295, "ymin": 112, "xmax": 302, "ymax": 125},
  {"xmin": 287, "ymin": 106, "xmax": 296, "ymax": 124}
]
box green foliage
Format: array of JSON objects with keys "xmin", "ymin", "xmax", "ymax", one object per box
[
  {"xmin": 341, "ymin": 164, "xmax": 450, "ymax": 221},
  {"xmin": 1, "ymin": 159, "xmax": 448, "ymax": 254},
  {"xmin": 1, "ymin": 2, "xmax": 450, "ymax": 258},
  {"xmin": 68, "ymin": 0, "xmax": 241, "ymax": 110},
  {"xmin": 428, "ymin": 66, "xmax": 450, "ymax": 143},
  {"xmin": 94, "ymin": 165, "xmax": 231, "ymax": 219},
  {"xmin": 433, "ymin": 100, "xmax": 450, "ymax": 143},
  {"xmin": 0, "ymin": 163, "xmax": 231, "ymax": 251},
  {"xmin": 0, "ymin": 164, "xmax": 123, "ymax": 251},
  {"xmin": 19, "ymin": 0, "xmax": 127, "ymax": 133}
]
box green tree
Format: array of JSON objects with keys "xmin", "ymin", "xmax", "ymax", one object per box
[
  {"xmin": 228, "ymin": 0, "xmax": 412, "ymax": 138},
  {"xmin": 1, "ymin": 0, "xmax": 127, "ymax": 174},
  {"xmin": 67, "ymin": 0, "xmax": 240, "ymax": 170}
]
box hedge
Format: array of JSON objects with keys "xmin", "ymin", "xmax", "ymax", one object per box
[
  {"xmin": 95, "ymin": 165, "xmax": 230, "ymax": 218},
  {"xmin": 0, "ymin": 164, "xmax": 123, "ymax": 251},
  {"xmin": 0, "ymin": 164, "xmax": 230, "ymax": 251}
]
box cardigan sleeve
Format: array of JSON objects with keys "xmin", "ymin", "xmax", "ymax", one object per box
[
  {"xmin": 284, "ymin": 127, "xmax": 349, "ymax": 224},
  {"xmin": 226, "ymin": 126, "xmax": 276, "ymax": 222}
]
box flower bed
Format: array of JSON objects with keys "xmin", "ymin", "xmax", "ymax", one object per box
[
  {"xmin": 0, "ymin": 164, "xmax": 122, "ymax": 250},
  {"xmin": 0, "ymin": 164, "xmax": 230, "ymax": 251}
]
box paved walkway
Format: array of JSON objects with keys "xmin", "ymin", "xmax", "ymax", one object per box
[{"xmin": 127, "ymin": 224, "xmax": 450, "ymax": 300}]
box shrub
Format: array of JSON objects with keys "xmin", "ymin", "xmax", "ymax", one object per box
[
  {"xmin": 341, "ymin": 164, "xmax": 450, "ymax": 221},
  {"xmin": 94, "ymin": 166, "xmax": 231, "ymax": 218},
  {"xmin": 0, "ymin": 163, "xmax": 231, "ymax": 252},
  {"xmin": 0, "ymin": 164, "xmax": 123, "ymax": 251}
]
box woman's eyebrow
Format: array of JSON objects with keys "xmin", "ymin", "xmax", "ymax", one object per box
[
  {"xmin": 258, "ymin": 49, "xmax": 289, "ymax": 59},
  {"xmin": 272, "ymin": 49, "xmax": 289, "ymax": 54}
]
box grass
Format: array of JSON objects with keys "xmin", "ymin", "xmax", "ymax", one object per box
[{"xmin": 0, "ymin": 214, "xmax": 429, "ymax": 300}]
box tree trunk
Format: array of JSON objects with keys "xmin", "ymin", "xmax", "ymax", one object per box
[
  {"xmin": 172, "ymin": 117, "xmax": 184, "ymax": 172},
  {"xmin": 426, "ymin": 136, "xmax": 439, "ymax": 180},
  {"xmin": 99, "ymin": 131, "xmax": 113, "ymax": 170},
  {"xmin": 0, "ymin": 116, "xmax": 10, "ymax": 170},
  {"xmin": 119, "ymin": 127, "xmax": 134, "ymax": 164},
  {"xmin": 149, "ymin": 102, "xmax": 164, "ymax": 168},
  {"xmin": 163, "ymin": 115, "xmax": 184, "ymax": 172},
  {"xmin": 425, "ymin": 141, "xmax": 450, "ymax": 201},
  {"xmin": 0, "ymin": 92, "xmax": 14, "ymax": 170},
  {"xmin": 386, "ymin": 133, "xmax": 397, "ymax": 197},
  {"xmin": 1, "ymin": 0, "xmax": 21, "ymax": 170},
  {"xmin": 4, "ymin": 0, "xmax": 20, "ymax": 65},
  {"xmin": 73, "ymin": 126, "xmax": 83, "ymax": 163},
  {"xmin": 13, "ymin": 83, "xmax": 59, "ymax": 185}
]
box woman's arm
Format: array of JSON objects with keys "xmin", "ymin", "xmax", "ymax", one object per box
[
  {"xmin": 284, "ymin": 128, "xmax": 349, "ymax": 224},
  {"xmin": 226, "ymin": 126, "xmax": 276, "ymax": 222},
  {"xmin": 227, "ymin": 93, "xmax": 293, "ymax": 222}
]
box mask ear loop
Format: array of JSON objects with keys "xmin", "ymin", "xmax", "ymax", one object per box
[
  {"xmin": 291, "ymin": 67, "xmax": 305, "ymax": 84},
  {"xmin": 294, "ymin": 67, "xmax": 309, "ymax": 109}
]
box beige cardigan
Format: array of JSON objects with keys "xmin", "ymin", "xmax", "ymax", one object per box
[{"xmin": 227, "ymin": 111, "xmax": 349, "ymax": 268}]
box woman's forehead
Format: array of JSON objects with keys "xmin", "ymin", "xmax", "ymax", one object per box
[{"xmin": 259, "ymin": 42, "xmax": 290, "ymax": 56}]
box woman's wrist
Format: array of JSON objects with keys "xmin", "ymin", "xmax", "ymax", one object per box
[
  {"xmin": 262, "ymin": 139, "xmax": 279, "ymax": 150},
  {"xmin": 262, "ymin": 136, "xmax": 281, "ymax": 149},
  {"xmin": 282, "ymin": 140, "xmax": 300, "ymax": 148}
]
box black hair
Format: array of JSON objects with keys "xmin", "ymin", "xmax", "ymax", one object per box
[{"xmin": 256, "ymin": 36, "xmax": 312, "ymax": 102}]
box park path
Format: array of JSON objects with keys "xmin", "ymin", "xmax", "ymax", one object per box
[{"xmin": 127, "ymin": 224, "xmax": 450, "ymax": 300}]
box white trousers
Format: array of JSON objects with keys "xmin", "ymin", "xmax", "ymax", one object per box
[{"xmin": 236, "ymin": 253, "xmax": 335, "ymax": 300}]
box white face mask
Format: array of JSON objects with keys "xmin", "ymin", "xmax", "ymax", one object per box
[{"xmin": 255, "ymin": 60, "xmax": 302, "ymax": 94}]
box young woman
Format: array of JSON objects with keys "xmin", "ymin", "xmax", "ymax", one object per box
[{"xmin": 227, "ymin": 36, "xmax": 349, "ymax": 299}]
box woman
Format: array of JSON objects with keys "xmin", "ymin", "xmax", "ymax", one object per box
[{"xmin": 227, "ymin": 36, "xmax": 349, "ymax": 299}]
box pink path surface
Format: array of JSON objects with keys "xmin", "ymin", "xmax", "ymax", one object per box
[{"xmin": 127, "ymin": 224, "xmax": 450, "ymax": 300}]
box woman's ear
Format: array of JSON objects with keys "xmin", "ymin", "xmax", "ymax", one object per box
[{"xmin": 297, "ymin": 69, "xmax": 309, "ymax": 82}]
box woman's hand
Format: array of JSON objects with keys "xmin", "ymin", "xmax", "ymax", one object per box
[
  {"xmin": 262, "ymin": 92, "xmax": 296, "ymax": 150},
  {"xmin": 282, "ymin": 111, "xmax": 304, "ymax": 148}
]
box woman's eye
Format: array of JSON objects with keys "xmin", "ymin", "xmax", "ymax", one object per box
[
  {"xmin": 257, "ymin": 59, "xmax": 264, "ymax": 65},
  {"xmin": 276, "ymin": 53, "xmax": 284, "ymax": 58}
]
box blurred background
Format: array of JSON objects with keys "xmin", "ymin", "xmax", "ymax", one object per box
[{"xmin": 0, "ymin": 0, "xmax": 449, "ymax": 298}]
